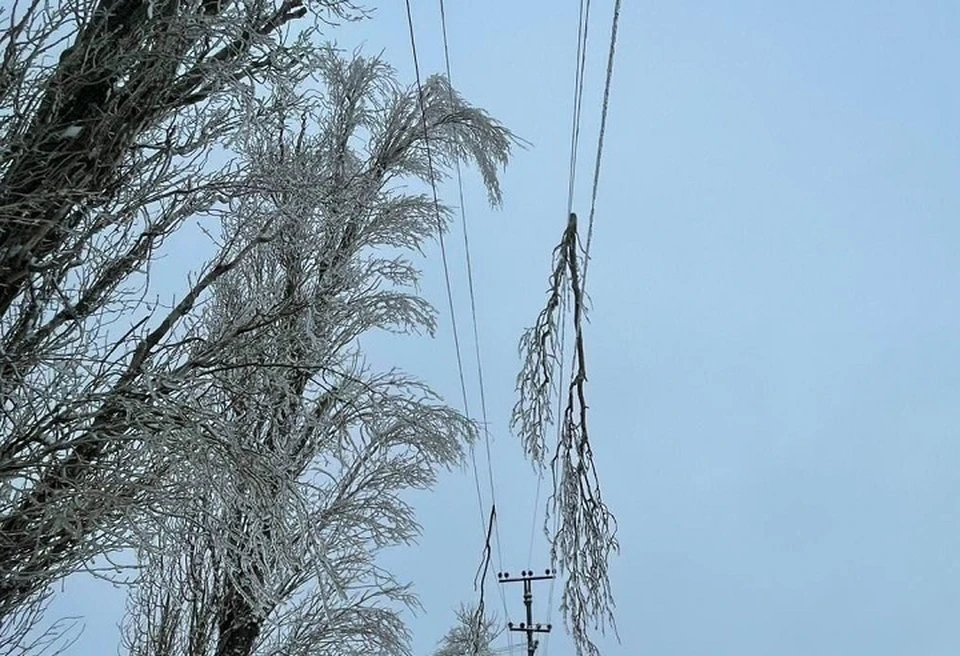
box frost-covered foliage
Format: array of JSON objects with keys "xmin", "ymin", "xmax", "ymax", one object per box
[
  {"xmin": 511, "ymin": 213, "xmax": 618, "ymax": 656},
  {"xmin": 119, "ymin": 49, "xmax": 516, "ymax": 656},
  {"xmin": 0, "ymin": 0, "xmax": 373, "ymax": 646},
  {"xmin": 432, "ymin": 604, "xmax": 498, "ymax": 656}
]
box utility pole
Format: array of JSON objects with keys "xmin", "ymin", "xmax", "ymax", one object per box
[{"xmin": 497, "ymin": 569, "xmax": 555, "ymax": 656}]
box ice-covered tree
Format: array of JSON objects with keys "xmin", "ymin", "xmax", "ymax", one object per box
[
  {"xmin": 432, "ymin": 605, "xmax": 498, "ymax": 656},
  {"xmin": 0, "ymin": 0, "xmax": 620, "ymax": 652},
  {"xmin": 0, "ymin": 0, "xmax": 371, "ymax": 645},
  {"xmin": 119, "ymin": 48, "xmax": 515, "ymax": 656}
]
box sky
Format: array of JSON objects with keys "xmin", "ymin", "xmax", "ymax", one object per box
[{"xmin": 46, "ymin": 1, "xmax": 960, "ymax": 655}]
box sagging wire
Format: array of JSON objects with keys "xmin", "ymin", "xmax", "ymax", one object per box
[
  {"xmin": 436, "ymin": 2, "xmax": 514, "ymax": 651},
  {"xmin": 406, "ymin": 1, "xmax": 514, "ymax": 653},
  {"xmin": 403, "ymin": 0, "xmax": 485, "ymax": 540}
]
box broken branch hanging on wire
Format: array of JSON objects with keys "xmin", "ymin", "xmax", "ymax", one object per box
[{"xmin": 511, "ymin": 212, "xmax": 619, "ymax": 656}]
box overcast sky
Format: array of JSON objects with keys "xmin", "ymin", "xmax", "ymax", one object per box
[{"xmin": 51, "ymin": 2, "xmax": 960, "ymax": 655}]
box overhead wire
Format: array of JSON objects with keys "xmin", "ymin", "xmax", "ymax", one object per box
[
  {"xmin": 405, "ymin": 0, "xmax": 623, "ymax": 652},
  {"xmin": 566, "ymin": 0, "xmax": 593, "ymax": 218},
  {"xmin": 526, "ymin": 470, "xmax": 542, "ymax": 568},
  {"xmin": 531, "ymin": 0, "xmax": 587, "ymax": 571},
  {"xmin": 435, "ymin": 0, "xmax": 514, "ymax": 651},
  {"xmin": 544, "ymin": 1, "xmax": 624, "ymax": 654},
  {"xmin": 406, "ymin": 0, "xmax": 513, "ymax": 651},
  {"xmin": 540, "ymin": 3, "xmax": 593, "ymax": 653},
  {"xmin": 402, "ymin": 0, "xmax": 487, "ymax": 537},
  {"xmin": 530, "ymin": 0, "xmax": 592, "ymax": 571},
  {"xmin": 581, "ymin": 0, "xmax": 623, "ymax": 287},
  {"xmin": 437, "ymin": 0, "xmax": 504, "ymax": 574}
]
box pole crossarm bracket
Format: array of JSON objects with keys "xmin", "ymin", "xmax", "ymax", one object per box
[{"xmin": 497, "ymin": 569, "xmax": 555, "ymax": 656}]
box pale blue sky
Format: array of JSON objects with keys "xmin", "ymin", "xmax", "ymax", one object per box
[{"xmin": 52, "ymin": 2, "xmax": 960, "ymax": 654}]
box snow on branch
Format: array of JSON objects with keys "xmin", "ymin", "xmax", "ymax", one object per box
[
  {"xmin": 118, "ymin": 45, "xmax": 518, "ymax": 656},
  {"xmin": 432, "ymin": 604, "xmax": 499, "ymax": 656},
  {"xmin": 511, "ymin": 213, "xmax": 619, "ymax": 656}
]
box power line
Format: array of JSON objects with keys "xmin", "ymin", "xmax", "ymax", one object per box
[
  {"xmin": 582, "ymin": 0, "xmax": 623, "ymax": 287},
  {"xmin": 406, "ymin": 2, "xmax": 514, "ymax": 652},
  {"xmin": 537, "ymin": 0, "xmax": 593, "ymax": 636},
  {"xmin": 544, "ymin": 2, "xmax": 624, "ymax": 653},
  {"xmin": 402, "ymin": 0, "xmax": 487, "ymax": 537},
  {"xmin": 530, "ymin": 0, "xmax": 593, "ymax": 578},
  {"xmin": 566, "ymin": 0, "xmax": 593, "ymax": 218},
  {"xmin": 437, "ymin": 0, "xmax": 501, "ymax": 554},
  {"xmin": 436, "ymin": 0, "xmax": 514, "ymax": 651},
  {"xmin": 404, "ymin": 1, "xmax": 624, "ymax": 654},
  {"xmin": 526, "ymin": 472, "xmax": 543, "ymax": 567}
]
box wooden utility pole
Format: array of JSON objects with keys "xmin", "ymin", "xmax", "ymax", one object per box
[{"xmin": 497, "ymin": 569, "xmax": 555, "ymax": 656}]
